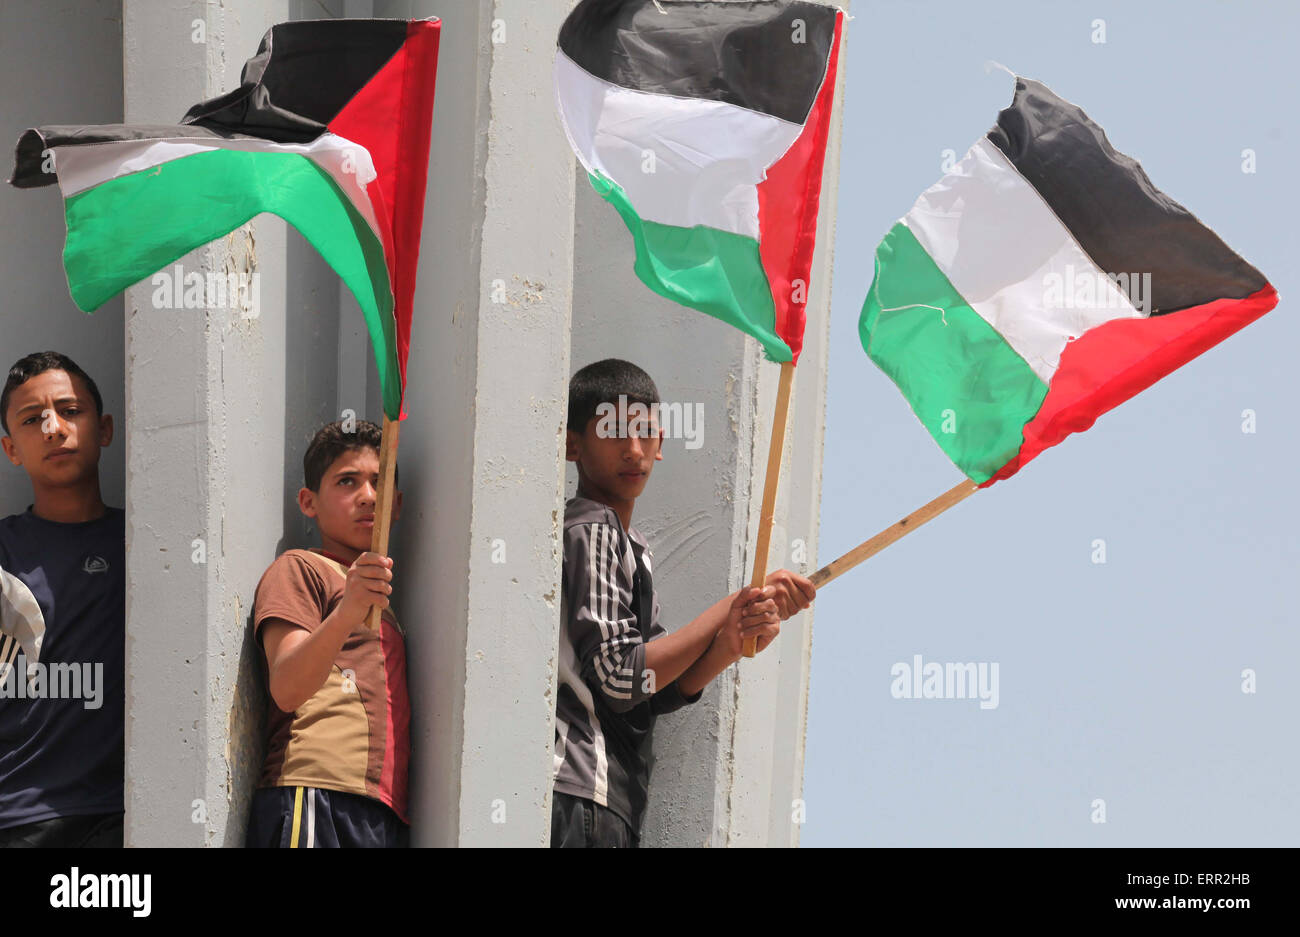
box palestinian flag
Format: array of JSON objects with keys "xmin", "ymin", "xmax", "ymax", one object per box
[
  {"xmin": 9, "ymin": 18, "xmax": 440, "ymax": 421},
  {"xmin": 862, "ymin": 77, "xmax": 1278, "ymax": 486},
  {"xmin": 554, "ymin": 0, "xmax": 843, "ymax": 364}
]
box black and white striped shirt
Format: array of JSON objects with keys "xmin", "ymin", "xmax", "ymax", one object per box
[{"xmin": 553, "ymin": 496, "xmax": 700, "ymax": 832}]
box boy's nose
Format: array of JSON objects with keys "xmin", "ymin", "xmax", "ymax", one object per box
[{"xmin": 43, "ymin": 410, "xmax": 69, "ymax": 439}]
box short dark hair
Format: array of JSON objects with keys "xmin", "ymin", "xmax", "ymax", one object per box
[
  {"xmin": 303, "ymin": 420, "xmax": 399, "ymax": 492},
  {"xmin": 567, "ymin": 358, "xmax": 660, "ymax": 432},
  {"xmin": 1, "ymin": 351, "xmax": 103, "ymax": 435}
]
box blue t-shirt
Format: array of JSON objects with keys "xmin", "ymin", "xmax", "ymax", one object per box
[{"xmin": 0, "ymin": 506, "xmax": 124, "ymax": 828}]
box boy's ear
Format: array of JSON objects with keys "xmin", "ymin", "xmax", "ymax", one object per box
[
  {"xmin": 655, "ymin": 426, "xmax": 665, "ymax": 462},
  {"xmin": 296, "ymin": 486, "xmax": 318, "ymax": 518},
  {"xmin": 391, "ymin": 490, "xmax": 403, "ymax": 524},
  {"xmin": 1, "ymin": 435, "xmax": 19, "ymax": 467},
  {"xmin": 97, "ymin": 413, "xmax": 114, "ymax": 448},
  {"xmin": 564, "ymin": 428, "xmax": 581, "ymax": 463}
]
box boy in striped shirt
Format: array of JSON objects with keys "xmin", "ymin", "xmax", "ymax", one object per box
[{"xmin": 553, "ymin": 359, "xmax": 816, "ymax": 847}]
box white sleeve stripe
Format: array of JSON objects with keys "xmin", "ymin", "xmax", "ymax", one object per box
[
  {"xmin": 594, "ymin": 650, "xmax": 634, "ymax": 690},
  {"xmin": 599, "ymin": 645, "xmax": 636, "ymax": 677},
  {"xmin": 603, "ymin": 526, "xmax": 614, "ymax": 639},
  {"xmin": 580, "ymin": 522, "xmax": 642, "ymax": 701},
  {"xmin": 589, "ymin": 524, "xmax": 604, "ymax": 642}
]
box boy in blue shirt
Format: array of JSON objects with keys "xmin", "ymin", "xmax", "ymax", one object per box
[{"xmin": 0, "ymin": 351, "xmax": 123, "ymax": 847}]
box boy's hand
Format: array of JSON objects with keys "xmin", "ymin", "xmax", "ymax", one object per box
[
  {"xmin": 715, "ymin": 586, "xmax": 781, "ymax": 662},
  {"xmin": 339, "ymin": 552, "xmax": 393, "ymax": 626},
  {"xmin": 764, "ymin": 569, "xmax": 816, "ymax": 620}
]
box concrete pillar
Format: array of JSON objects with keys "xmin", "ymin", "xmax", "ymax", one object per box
[
  {"xmin": 118, "ymin": 0, "xmax": 839, "ymax": 847},
  {"xmin": 384, "ymin": 0, "xmax": 575, "ymax": 846},
  {"xmin": 570, "ymin": 0, "xmax": 848, "ymax": 847},
  {"xmin": 123, "ymin": 0, "xmax": 300, "ymax": 846},
  {"xmin": 119, "ymin": 0, "xmax": 576, "ymax": 849},
  {"xmin": 0, "ymin": 0, "xmax": 124, "ymax": 519},
  {"xmin": 731, "ymin": 1, "xmax": 849, "ymax": 847},
  {"xmin": 569, "ymin": 182, "xmax": 756, "ymax": 846}
]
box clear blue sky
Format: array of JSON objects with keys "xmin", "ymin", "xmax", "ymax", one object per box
[{"xmin": 805, "ymin": 0, "xmax": 1297, "ymax": 846}]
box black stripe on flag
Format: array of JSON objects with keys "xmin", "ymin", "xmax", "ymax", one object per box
[
  {"xmin": 182, "ymin": 19, "xmax": 410, "ymax": 142},
  {"xmin": 987, "ymin": 78, "xmax": 1268, "ymax": 316},
  {"xmin": 558, "ymin": 0, "xmax": 837, "ymax": 125},
  {"xmin": 11, "ymin": 124, "xmax": 247, "ymax": 189},
  {"xmin": 10, "ymin": 19, "xmax": 412, "ymax": 189}
]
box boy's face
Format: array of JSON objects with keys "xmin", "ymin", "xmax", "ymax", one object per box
[
  {"xmin": 566, "ymin": 402, "xmax": 664, "ymax": 505},
  {"xmin": 298, "ymin": 446, "xmax": 402, "ymax": 557},
  {"xmin": 1, "ymin": 369, "xmax": 111, "ymax": 489}
]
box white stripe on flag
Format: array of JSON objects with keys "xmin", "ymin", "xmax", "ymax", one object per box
[
  {"xmin": 51, "ymin": 133, "xmax": 385, "ymax": 245},
  {"xmin": 902, "ymin": 137, "xmax": 1143, "ymax": 384},
  {"xmin": 554, "ymin": 49, "xmax": 801, "ymax": 238}
]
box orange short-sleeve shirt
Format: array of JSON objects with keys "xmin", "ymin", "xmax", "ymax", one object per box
[{"xmin": 253, "ymin": 549, "xmax": 409, "ymax": 822}]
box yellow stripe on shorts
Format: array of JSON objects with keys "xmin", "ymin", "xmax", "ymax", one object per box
[{"xmin": 290, "ymin": 786, "xmax": 304, "ymax": 848}]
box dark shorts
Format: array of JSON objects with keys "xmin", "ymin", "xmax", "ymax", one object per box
[
  {"xmin": 0, "ymin": 812, "xmax": 124, "ymax": 848},
  {"xmin": 245, "ymin": 786, "xmax": 408, "ymax": 848},
  {"xmin": 550, "ymin": 791, "xmax": 638, "ymax": 848}
]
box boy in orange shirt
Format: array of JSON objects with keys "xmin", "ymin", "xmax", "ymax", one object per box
[{"xmin": 245, "ymin": 420, "xmax": 408, "ymax": 848}]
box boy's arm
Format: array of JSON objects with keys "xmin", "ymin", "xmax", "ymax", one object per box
[
  {"xmin": 258, "ymin": 552, "xmax": 393, "ymax": 713},
  {"xmin": 657, "ymin": 568, "xmax": 813, "ymax": 702},
  {"xmin": 641, "ymin": 589, "xmax": 754, "ymax": 693},
  {"xmin": 568, "ymin": 522, "xmax": 734, "ymax": 713},
  {"xmin": 674, "ymin": 588, "xmax": 781, "ymax": 697},
  {"xmin": 260, "ymin": 610, "xmax": 356, "ymax": 713}
]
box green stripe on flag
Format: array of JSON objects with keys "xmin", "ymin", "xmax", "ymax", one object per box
[
  {"xmin": 860, "ymin": 222, "xmax": 1049, "ymax": 483},
  {"xmin": 62, "ymin": 148, "xmax": 402, "ymax": 420},
  {"xmin": 589, "ymin": 171, "xmax": 790, "ymax": 362}
]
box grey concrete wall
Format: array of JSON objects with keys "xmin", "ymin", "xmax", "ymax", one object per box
[
  {"xmin": 111, "ymin": 0, "xmax": 838, "ymax": 847},
  {"xmin": 117, "ymin": 0, "xmax": 575, "ymax": 848},
  {"xmin": 387, "ymin": 0, "xmax": 576, "ymax": 847},
  {"xmin": 736, "ymin": 0, "xmax": 849, "ymax": 848},
  {"xmin": 0, "ymin": 0, "xmax": 124, "ymax": 518},
  {"xmin": 122, "ymin": 0, "xmax": 314, "ymax": 846},
  {"xmin": 570, "ymin": 0, "xmax": 848, "ymax": 847},
  {"xmin": 570, "ymin": 173, "xmax": 756, "ymax": 848},
  {"xmin": 382, "ymin": 0, "xmax": 486, "ymax": 846}
]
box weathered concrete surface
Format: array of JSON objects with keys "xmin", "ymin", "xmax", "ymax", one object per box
[
  {"xmin": 123, "ymin": 0, "xmax": 302, "ymax": 846},
  {"xmin": 734, "ymin": 0, "xmax": 849, "ymax": 848},
  {"xmin": 119, "ymin": 0, "xmax": 840, "ymax": 847},
  {"xmin": 570, "ymin": 0, "xmax": 848, "ymax": 847},
  {"xmin": 386, "ymin": 0, "xmax": 575, "ymax": 846},
  {"xmin": 0, "ymin": 0, "xmax": 124, "ymax": 518},
  {"xmin": 120, "ymin": 0, "xmax": 575, "ymax": 849}
]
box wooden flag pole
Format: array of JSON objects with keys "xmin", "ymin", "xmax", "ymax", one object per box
[
  {"xmin": 364, "ymin": 414, "xmax": 402, "ymax": 630},
  {"xmin": 808, "ymin": 479, "xmax": 979, "ymax": 589},
  {"xmin": 743, "ymin": 360, "xmax": 796, "ymax": 658}
]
